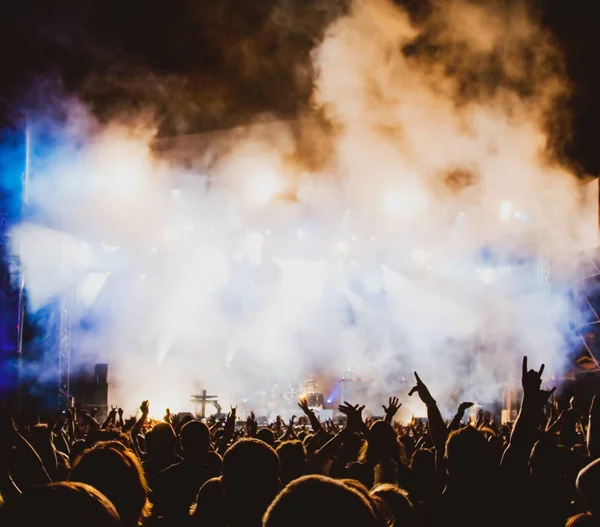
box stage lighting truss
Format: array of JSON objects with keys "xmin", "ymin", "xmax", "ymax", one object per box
[
  {"xmin": 572, "ymin": 248, "xmax": 600, "ymax": 370},
  {"xmin": 57, "ymin": 292, "xmax": 73, "ymax": 409}
]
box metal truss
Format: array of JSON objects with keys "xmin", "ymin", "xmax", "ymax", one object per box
[{"xmin": 58, "ymin": 297, "xmax": 71, "ymax": 409}]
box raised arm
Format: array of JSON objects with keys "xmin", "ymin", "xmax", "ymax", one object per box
[
  {"xmin": 409, "ymin": 372, "xmax": 447, "ymax": 454},
  {"xmin": 101, "ymin": 406, "xmax": 117, "ymax": 429},
  {"xmin": 217, "ymin": 407, "xmax": 237, "ymax": 455},
  {"xmin": 0, "ymin": 408, "xmax": 51, "ymax": 492},
  {"xmin": 131, "ymin": 400, "xmax": 149, "ymax": 445},
  {"xmin": 282, "ymin": 416, "xmax": 298, "ymax": 441},
  {"xmin": 449, "ymin": 401, "xmax": 474, "ymax": 431},
  {"xmin": 383, "ymin": 397, "xmax": 401, "ymax": 424},
  {"xmin": 587, "ymin": 396, "xmax": 600, "ymax": 459},
  {"xmin": 501, "ymin": 357, "xmax": 555, "ymax": 475},
  {"xmin": 298, "ymin": 398, "xmax": 324, "ymax": 434}
]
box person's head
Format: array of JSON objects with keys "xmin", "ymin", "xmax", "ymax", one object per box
[
  {"xmin": 342, "ymin": 479, "xmax": 388, "ymax": 526},
  {"xmin": 87, "ymin": 429, "xmax": 133, "ymax": 451},
  {"xmin": 222, "ymin": 438, "xmax": 280, "ymax": 527},
  {"xmin": 70, "ymin": 444, "xmax": 150, "ymax": 526},
  {"xmin": 410, "ymin": 447, "xmax": 435, "ymax": 483},
  {"xmin": 191, "ymin": 477, "xmax": 226, "ymax": 527},
  {"xmin": 147, "ymin": 422, "xmax": 176, "ymax": 458},
  {"xmin": 371, "ymin": 483, "xmax": 416, "ymax": 527},
  {"xmin": 445, "ymin": 426, "xmax": 494, "ymax": 485},
  {"xmin": 276, "ymin": 440, "xmax": 307, "ymax": 485},
  {"xmin": 256, "ymin": 428, "xmax": 276, "ymax": 448},
  {"xmin": 361, "ymin": 420, "xmax": 402, "ymax": 464},
  {"xmin": 0, "ymin": 482, "xmax": 122, "ymax": 527},
  {"xmin": 566, "ymin": 513, "xmax": 595, "ymax": 526},
  {"xmin": 576, "ymin": 458, "xmax": 600, "ymax": 517},
  {"xmin": 487, "ymin": 434, "xmax": 505, "ymax": 465},
  {"xmin": 180, "ymin": 420, "xmax": 211, "ymax": 458},
  {"xmin": 263, "ymin": 475, "xmax": 379, "ymax": 527}
]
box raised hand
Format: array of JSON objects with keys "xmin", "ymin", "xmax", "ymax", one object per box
[
  {"xmin": 140, "ymin": 400, "xmax": 150, "ymax": 416},
  {"xmin": 475, "ymin": 409, "xmax": 484, "ymax": 428},
  {"xmin": 522, "ymin": 356, "xmax": 556, "ymax": 406},
  {"xmin": 521, "ymin": 356, "xmax": 545, "ymax": 395},
  {"xmin": 298, "ymin": 397, "xmax": 312, "ymax": 415},
  {"xmin": 117, "ymin": 407, "xmax": 124, "ymax": 418},
  {"xmin": 246, "ymin": 411, "xmax": 258, "ymax": 437},
  {"xmin": 408, "ymin": 372, "xmax": 436, "ymax": 406},
  {"xmin": 339, "ymin": 401, "xmax": 365, "ymax": 431},
  {"xmin": 383, "ymin": 396, "xmax": 401, "ymax": 418},
  {"xmin": 458, "ymin": 401, "xmax": 474, "ymax": 413}
]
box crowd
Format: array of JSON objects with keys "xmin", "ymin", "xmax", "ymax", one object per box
[{"xmin": 1, "ymin": 356, "xmax": 599, "ymax": 526}]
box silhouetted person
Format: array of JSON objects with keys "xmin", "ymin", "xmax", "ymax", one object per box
[
  {"xmin": 153, "ymin": 420, "xmax": 222, "ymax": 524},
  {"xmin": 256, "ymin": 428, "xmax": 276, "ymax": 448},
  {"xmin": 276, "ymin": 440, "xmax": 306, "ymax": 485},
  {"xmin": 573, "ymin": 458, "xmax": 600, "ymax": 524},
  {"xmin": 436, "ymin": 426, "xmax": 505, "ymax": 527},
  {"xmin": 371, "ymin": 483, "xmax": 416, "ymax": 527},
  {"xmin": 143, "ymin": 422, "xmax": 180, "ymax": 489},
  {"xmin": 70, "ymin": 443, "xmax": 150, "ymax": 527},
  {"xmin": 346, "ymin": 420, "xmax": 412, "ymax": 491},
  {"xmin": 191, "ymin": 476, "xmax": 226, "ymax": 527},
  {"xmin": 0, "ymin": 481, "xmax": 122, "ymax": 527},
  {"xmin": 263, "ymin": 475, "xmax": 379, "ymax": 527},
  {"xmin": 221, "ymin": 438, "xmax": 280, "ymax": 527}
]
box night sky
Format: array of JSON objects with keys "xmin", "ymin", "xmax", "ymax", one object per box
[{"xmin": 1, "ymin": 0, "xmax": 599, "ymax": 174}]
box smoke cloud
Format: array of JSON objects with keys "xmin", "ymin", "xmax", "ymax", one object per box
[{"xmin": 7, "ymin": 0, "xmax": 596, "ymax": 421}]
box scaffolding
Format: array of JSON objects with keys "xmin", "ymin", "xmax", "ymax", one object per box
[
  {"xmin": 58, "ymin": 299, "xmax": 71, "ymax": 409},
  {"xmin": 57, "ymin": 243, "xmax": 75, "ymax": 409}
]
